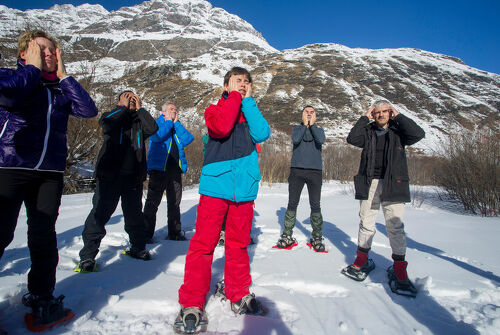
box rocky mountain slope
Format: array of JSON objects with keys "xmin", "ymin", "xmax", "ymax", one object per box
[{"xmin": 1, "ymin": 0, "xmax": 499, "ymax": 152}]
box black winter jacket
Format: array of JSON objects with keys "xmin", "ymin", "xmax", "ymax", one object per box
[
  {"xmin": 94, "ymin": 106, "xmax": 158, "ymax": 182},
  {"xmin": 347, "ymin": 114, "xmax": 425, "ymax": 202}
]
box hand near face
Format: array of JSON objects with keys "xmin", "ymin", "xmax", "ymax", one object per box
[
  {"xmin": 132, "ymin": 94, "xmax": 142, "ymax": 109},
  {"xmin": 55, "ymin": 48, "xmax": 67, "ymax": 79},
  {"xmin": 366, "ymin": 106, "xmax": 375, "ymax": 119},
  {"xmin": 227, "ymin": 76, "xmax": 239, "ymax": 94},
  {"xmin": 118, "ymin": 92, "xmax": 131, "ymax": 107},
  {"xmin": 309, "ymin": 112, "xmax": 316, "ymax": 126},
  {"xmin": 24, "ymin": 40, "xmax": 42, "ymax": 70},
  {"xmin": 173, "ymin": 111, "xmax": 179, "ymax": 123},
  {"xmin": 389, "ymin": 106, "xmax": 399, "ymax": 119},
  {"xmin": 163, "ymin": 110, "xmax": 172, "ymax": 120},
  {"xmin": 244, "ymin": 83, "xmax": 253, "ymax": 99},
  {"xmin": 302, "ymin": 111, "xmax": 308, "ymax": 126}
]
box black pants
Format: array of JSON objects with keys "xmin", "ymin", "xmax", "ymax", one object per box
[
  {"xmin": 0, "ymin": 169, "xmax": 63, "ymax": 296},
  {"xmin": 287, "ymin": 168, "xmax": 322, "ymax": 212},
  {"xmin": 143, "ymin": 169, "xmax": 182, "ymax": 240},
  {"xmin": 79, "ymin": 177, "xmax": 146, "ymax": 261}
]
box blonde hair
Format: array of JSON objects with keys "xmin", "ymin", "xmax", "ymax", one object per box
[{"xmin": 17, "ymin": 30, "xmax": 59, "ymax": 58}]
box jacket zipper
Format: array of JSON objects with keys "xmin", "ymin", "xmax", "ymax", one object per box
[
  {"xmin": 0, "ymin": 120, "xmax": 8, "ymax": 139},
  {"xmin": 174, "ymin": 134, "xmax": 182, "ymax": 170},
  {"xmin": 34, "ymin": 88, "xmax": 53, "ymax": 169},
  {"xmin": 164, "ymin": 137, "xmax": 172, "ymax": 171}
]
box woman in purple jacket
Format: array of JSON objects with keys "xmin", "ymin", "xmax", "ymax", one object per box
[{"xmin": 0, "ymin": 30, "xmax": 97, "ymax": 328}]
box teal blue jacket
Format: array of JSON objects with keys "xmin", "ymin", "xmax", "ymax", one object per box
[
  {"xmin": 147, "ymin": 117, "xmax": 194, "ymax": 173},
  {"xmin": 199, "ymin": 92, "xmax": 270, "ymax": 202}
]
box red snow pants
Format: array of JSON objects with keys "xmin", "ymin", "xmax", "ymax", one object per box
[{"xmin": 178, "ymin": 195, "xmax": 254, "ymax": 309}]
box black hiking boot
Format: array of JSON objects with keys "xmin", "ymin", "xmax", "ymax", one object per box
[
  {"xmin": 124, "ymin": 247, "xmax": 152, "ymax": 260},
  {"xmin": 76, "ymin": 259, "xmax": 97, "ymax": 273},
  {"xmin": 22, "ymin": 293, "xmax": 74, "ymax": 329},
  {"xmin": 166, "ymin": 231, "xmax": 187, "ymax": 241},
  {"xmin": 231, "ymin": 293, "xmax": 265, "ymax": 316}
]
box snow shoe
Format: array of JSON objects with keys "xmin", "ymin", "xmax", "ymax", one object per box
[
  {"xmin": 341, "ymin": 259, "xmax": 375, "ymax": 281},
  {"xmin": 22, "ymin": 294, "xmax": 75, "ymax": 332},
  {"xmin": 273, "ymin": 234, "xmax": 298, "ymax": 250},
  {"xmin": 231, "ymin": 293, "xmax": 266, "ymax": 316},
  {"xmin": 387, "ymin": 265, "xmax": 418, "ymax": 298},
  {"xmin": 122, "ymin": 248, "xmax": 152, "ymax": 261},
  {"xmin": 166, "ymin": 231, "xmax": 187, "ymax": 241},
  {"xmin": 214, "ymin": 279, "xmax": 226, "ymax": 300},
  {"xmin": 74, "ymin": 259, "xmax": 98, "ymax": 273},
  {"xmin": 307, "ymin": 237, "xmax": 327, "ymax": 253},
  {"xmin": 217, "ymin": 231, "xmax": 225, "ymax": 247},
  {"xmin": 173, "ymin": 307, "xmax": 208, "ymax": 334}
]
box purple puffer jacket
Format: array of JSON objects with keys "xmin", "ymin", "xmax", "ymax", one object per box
[{"xmin": 0, "ymin": 61, "xmax": 98, "ymax": 172}]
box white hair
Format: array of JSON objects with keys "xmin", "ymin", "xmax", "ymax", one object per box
[
  {"xmin": 161, "ymin": 102, "xmax": 175, "ymax": 111},
  {"xmin": 372, "ymin": 99, "xmax": 392, "ymax": 107}
]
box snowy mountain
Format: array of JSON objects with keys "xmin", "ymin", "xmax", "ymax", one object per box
[
  {"xmin": 1, "ymin": 183, "xmax": 499, "ymax": 334},
  {"xmin": 0, "ymin": 0, "xmax": 499, "ymax": 152}
]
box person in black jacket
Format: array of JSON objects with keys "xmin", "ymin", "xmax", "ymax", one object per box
[
  {"xmin": 275, "ymin": 106, "xmax": 327, "ymax": 252},
  {"xmin": 341, "ymin": 100, "xmax": 425, "ymax": 293},
  {"xmin": 77, "ymin": 91, "xmax": 158, "ymax": 272}
]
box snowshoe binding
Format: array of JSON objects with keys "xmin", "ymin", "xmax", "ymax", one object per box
[
  {"xmin": 214, "ymin": 279, "xmax": 226, "ymax": 300},
  {"xmin": 74, "ymin": 259, "xmax": 98, "ymax": 273},
  {"xmin": 273, "ymin": 234, "xmax": 298, "ymax": 250},
  {"xmin": 307, "ymin": 237, "xmax": 327, "ymax": 253},
  {"xmin": 173, "ymin": 307, "xmax": 208, "ymax": 334},
  {"xmin": 341, "ymin": 259, "xmax": 375, "ymax": 281},
  {"xmin": 22, "ymin": 293, "xmax": 75, "ymax": 332},
  {"xmin": 122, "ymin": 248, "xmax": 152, "ymax": 261},
  {"xmin": 217, "ymin": 231, "xmax": 225, "ymax": 247},
  {"xmin": 387, "ymin": 265, "xmax": 418, "ymax": 298},
  {"xmin": 231, "ymin": 293, "xmax": 266, "ymax": 316}
]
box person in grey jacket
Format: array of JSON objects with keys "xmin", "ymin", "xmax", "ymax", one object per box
[{"xmin": 275, "ymin": 106, "xmax": 326, "ymax": 252}]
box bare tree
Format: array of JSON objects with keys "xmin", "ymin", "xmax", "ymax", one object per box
[{"xmin": 433, "ymin": 128, "xmax": 499, "ymax": 216}]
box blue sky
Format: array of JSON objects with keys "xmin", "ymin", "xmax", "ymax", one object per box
[{"xmin": 4, "ymin": 0, "xmax": 499, "ymax": 74}]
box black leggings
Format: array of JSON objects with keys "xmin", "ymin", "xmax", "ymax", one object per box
[
  {"xmin": 143, "ymin": 169, "xmax": 183, "ymax": 239},
  {"xmin": 0, "ymin": 169, "xmax": 63, "ymax": 296},
  {"xmin": 287, "ymin": 168, "xmax": 322, "ymax": 212}
]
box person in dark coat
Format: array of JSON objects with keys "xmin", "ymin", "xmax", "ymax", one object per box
[
  {"xmin": 275, "ymin": 106, "xmax": 327, "ymax": 252},
  {"xmin": 77, "ymin": 90, "xmax": 158, "ymax": 272},
  {"xmin": 0, "ymin": 30, "xmax": 98, "ymax": 324},
  {"xmin": 143, "ymin": 102, "xmax": 194, "ymax": 242},
  {"xmin": 342, "ymin": 99, "xmax": 425, "ymax": 290}
]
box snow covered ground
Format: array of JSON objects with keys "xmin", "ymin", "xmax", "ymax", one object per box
[{"xmin": 1, "ymin": 182, "xmax": 499, "ymax": 334}]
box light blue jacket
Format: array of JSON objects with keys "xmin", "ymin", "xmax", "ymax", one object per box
[
  {"xmin": 147, "ymin": 117, "xmax": 194, "ymax": 173},
  {"xmin": 199, "ymin": 96, "xmax": 270, "ymax": 202}
]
